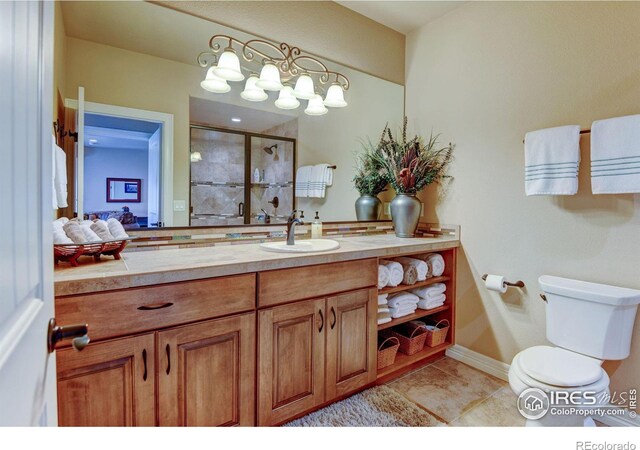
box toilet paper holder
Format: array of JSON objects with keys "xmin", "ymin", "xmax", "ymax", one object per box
[{"xmin": 481, "ymin": 274, "xmax": 525, "ymax": 288}]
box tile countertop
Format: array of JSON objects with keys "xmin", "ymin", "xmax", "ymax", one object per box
[{"xmin": 54, "ymin": 235, "xmax": 460, "ymax": 297}]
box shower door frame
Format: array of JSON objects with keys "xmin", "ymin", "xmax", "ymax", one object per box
[{"xmin": 189, "ymin": 124, "xmax": 297, "ymax": 225}]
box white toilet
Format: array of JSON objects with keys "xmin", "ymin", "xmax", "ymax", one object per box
[{"xmin": 508, "ymin": 275, "xmax": 640, "ymax": 426}]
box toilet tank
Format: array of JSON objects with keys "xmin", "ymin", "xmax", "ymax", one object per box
[{"xmin": 539, "ymin": 275, "xmax": 640, "ymax": 360}]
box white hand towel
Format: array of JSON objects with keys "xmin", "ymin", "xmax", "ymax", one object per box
[
  {"xmin": 387, "ymin": 292, "xmax": 419, "ymax": 308},
  {"xmin": 525, "ymin": 125, "xmax": 580, "ymax": 196},
  {"xmin": 381, "ymin": 261, "xmax": 404, "ymax": 287},
  {"xmin": 107, "ymin": 218, "xmax": 129, "ymax": 239},
  {"xmin": 424, "ymin": 253, "xmax": 445, "ymax": 277},
  {"xmin": 295, "ymin": 165, "xmax": 311, "ymax": 198},
  {"xmin": 591, "ymin": 114, "xmax": 640, "ymax": 194},
  {"xmin": 309, "ymin": 164, "xmax": 328, "ymax": 198},
  {"xmin": 63, "ymin": 221, "xmax": 87, "ymax": 244},
  {"xmin": 411, "ymin": 283, "xmax": 446, "ymax": 300},
  {"xmin": 417, "ymin": 294, "xmax": 446, "ymax": 310},
  {"xmin": 378, "ymin": 265, "xmax": 390, "ymax": 289},
  {"xmin": 325, "ymin": 164, "xmax": 333, "ymax": 187},
  {"xmin": 394, "ymin": 257, "xmax": 429, "ymax": 281},
  {"xmin": 389, "ymin": 305, "xmax": 417, "ymax": 319},
  {"xmin": 377, "ymin": 293, "xmax": 388, "ymax": 305},
  {"xmin": 377, "ymin": 316, "xmax": 392, "ymax": 325},
  {"xmin": 52, "ymin": 221, "xmax": 73, "ymax": 244},
  {"xmin": 54, "ymin": 139, "xmax": 68, "ymax": 208},
  {"xmin": 90, "ymin": 220, "xmax": 115, "ymax": 241},
  {"xmin": 79, "ymin": 221, "xmax": 102, "ymax": 242},
  {"xmin": 377, "ymin": 307, "xmax": 390, "ymax": 314}
]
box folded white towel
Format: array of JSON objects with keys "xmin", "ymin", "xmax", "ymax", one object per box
[
  {"xmin": 423, "ymin": 253, "xmax": 445, "ymax": 277},
  {"xmin": 377, "ymin": 307, "xmax": 390, "ymax": 314},
  {"xmin": 52, "ymin": 221, "xmax": 73, "ymax": 244},
  {"xmin": 79, "ymin": 221, "xmax": 102, "ymax": 242},
  {"xmin": 324, "ymin": 164, "xmax": 333, "ymax": 187},
  {"xmin": 389, "ymin": 305, "xmax": 417, "ymax": 319},
  {"xmin": 107, "ymin": 218, "xmax": 129, "ymax": 239},
  {"xmin": 295, "ymin": 165, "xmax": 311, "ymax": 198},
  {"xmin": 377, "ymin": 293, "xmax": 388, "ymax": 306},
  {"xmin": 381, "ymin": 261, "xmax": 404, "ymax": 287},
  {"xmin": 387, "ymin": 292, "xmax": 419, "ymax": 308},
  {"xmin": 377, "ymin": 316, "xmax": 392, "ymax": 325},
  {"xmin": 378, "ymin": 265, "xmax": 390, "ymax": 289},
  {"xmin": 418, "ymin": 294, "xmax": 446, "ymax": 310},
  {"xmin": 394, "ymin": 257, "xmax": 429, "ymax": 281},
  {"xmin": 591, "ymin": 114, "xmax": 640, "ymax": 194},
  {"xmin": 54, "ymin": 138, "xmax": 68, "ymax": 208},
  {"xmin": 411, "ymin": 283, "xmax": 446, "ymax": 300},
  {"xmin": 524, "ymin": 125, "xmax": 581, "ymax": 196}
]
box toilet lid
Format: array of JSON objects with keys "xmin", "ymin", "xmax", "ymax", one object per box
[{"xmin": 518, "ymin": 346, "xmax": 603, "ymax": 387}]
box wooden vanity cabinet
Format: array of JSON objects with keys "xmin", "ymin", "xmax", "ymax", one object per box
[{"xmin": 257, "ymin": 288, "xmax": 377, "ymax": 426}]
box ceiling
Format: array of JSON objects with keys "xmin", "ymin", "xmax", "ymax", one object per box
[
  {"xmin": 85, "ymin": 113, "xmax": 160, "ymax": 151},
  {"xmin": 335, "ymin": 1, "xmax": 466, "ymax": 34}
]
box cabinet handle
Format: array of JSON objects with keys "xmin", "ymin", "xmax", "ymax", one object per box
[
  {"xmin": 142, "ymin": 349, "xmax": 148, "ymax": 381},
  {"xmin": 165, "ymin": 344, "xmax": 171, "ymax": 375},
  {"xmin": 330, "ymin": 306, "xmax": 336, "ymax": 330},
  {"xmin": 318, "ymin": 309, "xmax": 324, "ymax": 333},
  {"xmin": 137, "ymin": 302, "xmax": 174, "ymax": 311}
]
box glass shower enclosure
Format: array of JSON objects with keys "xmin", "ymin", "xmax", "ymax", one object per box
[{"xmin": 190, "ymin": 126, "xmax": 295, "ymax": 226}]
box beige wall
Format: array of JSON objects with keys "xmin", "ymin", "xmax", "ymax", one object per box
[
  {"xmin": 65, "ymin": 37, "xmax": 403, "ymax": 226},
  {"xmin": 157, "ymin": 0, "xmax": 405, "ymax": 84},
  {"xmin": 53, "ymin": 1, "xmax": 66, "ymax": 115},
  {"xmin": 406, "ymin": 1, "xmax": 640, "ymax": 394}
]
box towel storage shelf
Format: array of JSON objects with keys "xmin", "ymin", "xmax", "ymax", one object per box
[
  {"xmin": 377, "ymin": 304, "xmax": 450, "ymax": 331},
  {"xmin": 376, "ymin": 342, "xmax": 452, "ymax": 382},
  {"xmin": 379, "ymin": 275, "xmax": 450, "ymax": 295}
]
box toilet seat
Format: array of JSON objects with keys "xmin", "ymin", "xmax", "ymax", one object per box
[
  {"xmin": 511, "ymin": 346, "xmax": 610, "ymax": 393},
  {"xmin": 518, "ymin": 346, "xmax": 602, "ymax": 387}
]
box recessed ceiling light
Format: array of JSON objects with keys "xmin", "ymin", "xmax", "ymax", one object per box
[
  {"xmin": 89, "ymin": 139, "xmax": 98, "ymax": 145},
  {"xmin": 231, "ymin": 117, "xmax": 242, "ymax": 123}
]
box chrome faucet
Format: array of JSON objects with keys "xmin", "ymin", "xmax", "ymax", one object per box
[{"xmin": 286, "ymin": 210, "xmax": 303, "ymax": 245}]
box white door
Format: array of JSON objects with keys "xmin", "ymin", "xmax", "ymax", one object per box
[
  {"xmin": 147, "ymin": 127, "xmax": 161, "ymax": 226},
  {"xmin": 74, "ymin": 86, "xmax": 85, "ymax": 219},
  {"xmin": 0, "ymin": 1, "xmax": 57, "ymax": 425}
]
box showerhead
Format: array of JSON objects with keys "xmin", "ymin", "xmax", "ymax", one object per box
[{"xmin": 263, "ymin": 144, "xmax": 277, "ymax": 155}]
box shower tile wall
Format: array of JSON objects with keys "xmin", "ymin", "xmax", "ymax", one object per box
[{"xmin": 190, "ymin": 128, "xmax": 245, "ymax": 226}]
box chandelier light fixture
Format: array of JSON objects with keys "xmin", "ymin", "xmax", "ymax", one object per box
[{"xmin": 198, "ymin": 35, "xmax": 350, "ymax": 116}]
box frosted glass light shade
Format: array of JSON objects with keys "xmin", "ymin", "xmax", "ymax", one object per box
[
  {"xmin": 323, "ymin": 82, "xmax": 347, "ymax": 107},
  {"xmin": 274, "ymin": 86, "xmax": 300, "ymax": 110},
  {"xmin": 190, "ymin": 151, "xmax": 203, "ymax": 162},
  {"xmin": 213, "ymin": 49, "xmax": 245, "ymax": 81},
  {"xmin": 304, "ymin": 94, "xmax": 328, "ymax": 116},
  {"xmin": 256, "ymin": 63, "xmax": 283, "ymax": 91},
  {"xmin": 200, "ymin": 67, "xmax": 231, "ymax": 93},
  {"xmin": 240, "ymin": 74, "xmax": 268, "ymax": 102},
  {"xmin": 293, "ymin": 73, "xmax": 315, "ymax": 100}
]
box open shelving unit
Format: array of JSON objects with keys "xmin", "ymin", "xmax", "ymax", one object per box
[{"xmin": 376, "ymin": 247, "xmax": 457, "ymax": 383}]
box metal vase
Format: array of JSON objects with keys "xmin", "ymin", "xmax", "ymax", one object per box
[
  {"xmin": 355, "ymin": 195, "xmax": 382, "ymax": 221},
  {"xmin": 390, "ymin": 193, "xmax": 421, "ymax": 237}
]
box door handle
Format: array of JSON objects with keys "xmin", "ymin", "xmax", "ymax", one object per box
[
  {"xmin": 330, "ymin": 306, "xmax": 336, "ymax": 330},
  {"xmin": 238, "ymin": 202, "xmax": 244, "ymax": 217},
  {"xmin": 142, "ymin": 349, "xmax": 148, "ymax": 381},
  {"xmin": 318, "ymin": 309, "xmax": 324, "ymax": 333},
  {"xmin": 165, "ymin": 344, "xmax": 171, "ymax": 375},
  {"xmin": 47, "ymin": 318, "xmax": 90, "ymax": 353}
]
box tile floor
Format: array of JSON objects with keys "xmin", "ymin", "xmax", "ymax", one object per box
[{"xmin": 385, "ymin": 356, "xmax": 526, "ymax": 426}]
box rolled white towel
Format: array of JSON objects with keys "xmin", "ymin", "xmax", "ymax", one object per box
[
  {"xmin": 389, "ymin": 305, "xmax": 417, "ymax": 319},
  {"xmin": 387, "ymin": 292, "xmax": 419, "ymax": 309},
  {"xmin": 378, "ymin": 264, "xmax": 391, "ymax": 289},
  {"xmin": 424, "ymin": 253, "xmax": 445, "ymax": 277},
  {"xmin": 381, "ymin": 260, "xmax": 403, "ymax": 287},
  {"xmin": 394, "ymin": 257, "xmax": 429, "ymax": 281},
  {"xmin": 90, "ymin": 220, "xmax": 115, "ymax": 241},
  {"xmin": 410, "ymin": 283, "xmax": 446, "ymax": 300},
  {"xmin": 52, "ymin": 221, "xmax": 73, "ymax": 244},
  {"xmin": 107, "ymin": 218, "xmax": 129, "ymax": 239},
  {"xmin": 79, "ymin": 221, "xmax": 102, "ymax": 242},
  {"xmin": 417, "ymin": 294, "xmax": 446, "ymax": 310},
  {"xmin": 54, "ymin": 217, "xmax": 69, "ymax": 225},
  {"xmin": 377, "ymin": 293, "xmax": 388, "ymax": 306},
  {"xmin": 63, "ymin": 221, "xmax": 87, "ymax": 244}
]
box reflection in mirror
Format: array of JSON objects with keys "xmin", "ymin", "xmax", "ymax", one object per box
[
  {"xmin": 56, "ymin": 1, "xmax": 404, "ymax": 227},
  {"xmin": 106, "ymin": 178, "xmax": 141, "ymax": 203}
]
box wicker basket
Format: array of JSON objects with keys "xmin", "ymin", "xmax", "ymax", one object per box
[
  {"xmin": 424, "ymin": 319, "xmax": 450, "ymax": 347},
  {"xmin": 377, "ymin": 336, "xmax": 400, "ymax": 369},
  {"xmin": 380, "ymin": 323, "xmax": 427, "ymax": 355}
]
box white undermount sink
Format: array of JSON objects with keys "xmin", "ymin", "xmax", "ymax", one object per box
[{"xmin": 260, "ymin": 239, "xmax": 340, "ymax": 253}]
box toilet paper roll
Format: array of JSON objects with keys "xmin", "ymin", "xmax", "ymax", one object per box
[{"xmin": 485, "ymin": 274, "xmax": 507, "ymax": 293}]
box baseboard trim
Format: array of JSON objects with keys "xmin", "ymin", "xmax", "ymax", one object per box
[
  {"xmin": 445, "ymin": 344, "xmax": 510, "ymax": 382},
  {"xmin": 445, "ymin": 344, "xmax": 639, "ymax": 427}
]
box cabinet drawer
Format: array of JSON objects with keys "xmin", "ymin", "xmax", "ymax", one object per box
[
  {"xmin": 258, "ymin": 259, "xmax": 377, "ymax": 307},
  {"xmin": 55, "ymin": 273, "xmax": 256, "ymax": 343}
]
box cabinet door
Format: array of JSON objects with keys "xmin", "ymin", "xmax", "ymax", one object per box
[
  {"xmin": 56, "ymin": 333, "xmax": 155, "ymax": 426},
  {"xmin": 157, "ymin": 313, "xmax": 255, "ymax": 426},
  {"xmin": 258, "ymin": 298, "xmax": 325, "ymax": 426},
  {"xmin": 326, "ymin": 288, "xmax": 377, "ymax": 400}
]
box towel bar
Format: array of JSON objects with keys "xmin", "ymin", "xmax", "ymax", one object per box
[{"xmin": 481, "ymin": 274, "xmax": 525, "ymax": 288}]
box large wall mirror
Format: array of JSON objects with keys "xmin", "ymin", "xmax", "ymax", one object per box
[{"xmin": 55, "ymin": 1, "xmax": 404, "ymax": 228}]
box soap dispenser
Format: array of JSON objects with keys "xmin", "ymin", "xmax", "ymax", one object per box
[{"xmin": 311, "ymin": 211, "xmax": 322, "ymax": 239}]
